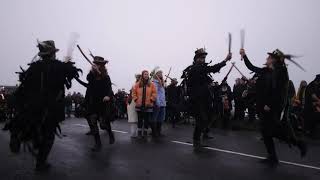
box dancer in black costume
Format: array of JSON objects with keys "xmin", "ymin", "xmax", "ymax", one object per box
[
  {"xmin": 240, "ymin": 48, "xmax": 307, "ymax": 165},
  {"xmin": 182, "ymin": 48, "xmax": 232, "ymax": 150},
  {"xmin": 7, "ymin": 40, "xmax": 82, "ymax": 171}
]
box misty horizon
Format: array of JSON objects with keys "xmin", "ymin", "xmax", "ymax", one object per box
[{"xmin": 1, "ymin": 0, "xmax": 319, "ymax": 94}]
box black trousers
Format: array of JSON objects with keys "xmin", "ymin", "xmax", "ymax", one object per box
[
  {"xmin": 193, "ymin": 101, "xmax": 212, "ymax": 141},
  {"xmin": 36, "ymin": 125, "xmax": 56, "ymax": 165},
  {"xmin": 167, "ymin": 105, "xmax": 180, "ymax": 127},
  {"xmin": 222, "ymin": 111, "xmax": 231, "ymax": 129},
  {"xmin": 88, "ymin": 113, "xmax": 113, "ymax": 134},
  {"xmin": 85, "ymin": 115, "xmax": 94, "ymax": 132},
  {"xmin": 137, "ymin": 111, "xmax": 151, "ymax": 130},
  {"xmin": 0, "ymin": 109, "xmax": 6, "ymax": 122},
  {"xmin": 234, "ymin": 100, "xmax": 245, "ymax": 121},
  {"xmin": 37, "ymin": 135, "xmax": 55, "ymax": 165},
  {"xmin": 304, "ymin": 111, "xmax": 320, "ymax": 136},
  {"xmin": 247, "ymin": 103, "xmax": 256, "ymax": 123},
  {"xmin": 87, "ymin": 113, "xmax": 113, "ymax": 147},
  {"xmin": 260, "ymin": 110, "xmax": 298, "ymax": 159}
]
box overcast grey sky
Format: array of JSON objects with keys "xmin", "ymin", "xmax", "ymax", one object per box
[{"xmin": 1, "ymin": 0, "xmax": 319, "ymax": 94}]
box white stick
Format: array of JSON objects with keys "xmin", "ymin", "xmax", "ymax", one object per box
[{"xmin": 240, "ymin": 29, "xmax": 245, "ymax": 49}]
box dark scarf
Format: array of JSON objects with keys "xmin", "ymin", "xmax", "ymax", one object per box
[{"xmin": 141, "ymin": 79, "xmax": 148, "ymax": 109}]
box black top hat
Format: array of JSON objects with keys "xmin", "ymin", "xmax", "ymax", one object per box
[
  {"xmin": 37, "ymin": 40, "xmax": 59, "ymax": 56},
  {"xmin": 193, "ymin": 48, "xmax": 208, "ymax": 61},
  {"xmin": 93, "ymin": 56, "xmax": 108, "ymax": 65}
]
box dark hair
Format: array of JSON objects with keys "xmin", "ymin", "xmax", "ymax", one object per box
[
  {"xmin": 139, "ymin": 70, "xmax": 151, "ymax": 87},
  {"xmin": 93, "ymin": 65, "xmax": 108, "ymax": 79}
]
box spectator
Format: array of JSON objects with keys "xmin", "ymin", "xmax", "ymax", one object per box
[{"xmin": 132, "ymin": 70, "xmax": 157, "ymax": 139}]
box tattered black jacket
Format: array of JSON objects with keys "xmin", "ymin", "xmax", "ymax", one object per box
[
  {"xmin": 186, "ymin": 61, "xmax": 226, "ymax": 102},
  {"xmin": 86, "ymin": 72, "xmax": 113, "ymax": 115},
  {"xmin": 243, "ymin": 55, "xmax": 288, "ymax": 114}
]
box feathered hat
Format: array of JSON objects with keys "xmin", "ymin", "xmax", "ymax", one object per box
[
  {"xmin": 193, "ymin": 48, "xmax": 208, "ymax": 61},
  {"xmin": 268, "ymin": 49, "xmax": 305, "ymax": 71},
  {"xmin": 135, "ymin": 73, "xmax": 142, "ymax": 79},
  {"xmin": 150, "ymin": 66, "xmax": 161, "ymax": 78},
  {"xmin": 93, "ymin": 56, "xmax": 108, "ymax": 65}
]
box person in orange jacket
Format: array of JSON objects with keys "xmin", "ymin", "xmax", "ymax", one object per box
[{"xmin": 132, "ymin": 70, "xmax": 157, "ymax": 138}]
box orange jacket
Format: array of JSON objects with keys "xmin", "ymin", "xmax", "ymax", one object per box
[{"xmin": 132, "ymin": 81, "xmax": 157, "ymax": 109}]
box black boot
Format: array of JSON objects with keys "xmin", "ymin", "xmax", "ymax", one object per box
[
  {"xmin": 9, "ymin": 133, "xmax": 21, "ymax": 153},
  {"xmin": 85, "ymin": 117, "xmax": 94, "ymax": 135},
  {"xmin": 35, "ymin": 136, "xmax": 55, "ymax": 172},
  {"xmin": 296, "ymin": 140, "xmax": 307, "ymax": 158},
  {"xmin": 137, "ymin": 129, "xmax": 143, "ymax": 139},
  {"xmin": 259, "ymin": 155, "xmax": 279, "ymax": 166},
  {"xmin": 202, "ymin": 133, "xmax": 214, "ymax": 140},
  {"xmin": 150, "ymin": 123, "xmax": 157, "ymax": 138},
  {"xmin": 2, "ymin": 123, "xmax": 10, "ymax": 131},
  {"xmin": 35, "ymin": 162, "xmax": 52, "ymax": 172},
  {"xmin": 143, "ymin": 129, "xmax": 148, "ymax": 137},
  {"xmin": 108, "ymin": 131, "xmax": 115, "ymax": 144},
  {"xmin": 193, "ymin": 139, "xmax": 203, "ymax": 151},
  {"xmin": 157, "ymin": 122, "xmax": 163, "ymax": 137},
  {"xmin": 202, "ymin": 127, "xmax": 213, "ymax": 140},
  {"xmin": 85, "ymin": 131, "xmax": 93, "ymax": 136},
  {"xmin": 91, "ymin": 134, "xmax": 102, "ymax": 152}
]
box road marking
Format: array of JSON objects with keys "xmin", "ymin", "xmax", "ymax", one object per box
[
  {"xmin": 74, "ymin": 124, "xmax": 88, "ymax": 128},
  {"xmin": 74, "ymin": 124, "xmax": 128, "ymax": 134},
  {"xmin": 171, "ymin": 140, "xmax": 320, "ymax": 171},
  {"xmin": 112, "ymin": 130, "xmax": 129, "ymax": 134},
  {"xmin": 72, "ymin": 123, "xmax": 320, "ymax": 171}
]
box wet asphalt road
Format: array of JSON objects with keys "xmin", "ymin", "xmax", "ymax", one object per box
[{"xmin": 0, "ymin": 118, "xmax": 320, "ymax": 180}]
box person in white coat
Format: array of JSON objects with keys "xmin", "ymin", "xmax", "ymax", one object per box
[{"xmin": 127, "ymin": 74, "xmax": 141, "ymax": 137}]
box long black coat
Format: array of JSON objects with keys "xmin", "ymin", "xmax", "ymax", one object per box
[
  {"xmin": 187, "ymin": 61, "xmax": 226, "ymax": 104},
  {"xmin": 243, "ymin": 55, "xmax": 274, "ymax": 113},
  {"xmin": 233, "ymin": 84, "xmax": 246, "ymax": 101},
  {"xmin": 243, "ymin": 55, "xmax": 289, "ymax": 129},
  {"xmin": 85, "ymin": 72, "xmax": 113, "ymax": 116},
  {"xmin": 304, "ymin": 80, "xmax": 320, "ymax": 115},
  {"xmin": 8, "ymin": 59, "xmax": 81, "ymax": 153},
  {"xmin": 166, "ymin": 84, "xmax": 181, "ymax": 106}
]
